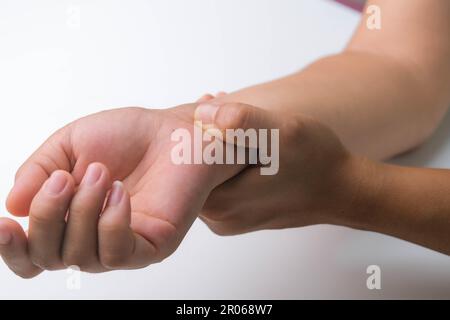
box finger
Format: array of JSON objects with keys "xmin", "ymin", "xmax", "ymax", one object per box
[
  {"xmin": 62, "ymin": 163, "xmax": 111, "ymax": 272},
  {"xmin": 194, "ymin": 102, "xmax": 279, "ymax": 146},
  {"xmin": 99, "ymin": 181, "xmax": 157, "ymax": 269},
  {"xmin": 28, "ymin": 170, "xmax": 75, "ymax": 270},
  {"xmin": 0, "ymin": 218, "xmax": 43, "ymax": 278},
  {"xmin": 6, "ymin": 126, "xmax": 73, "ymax": 217},
  {"xmin": 196, "ymin": 93, "xmax": 215, "ymax": 103}
]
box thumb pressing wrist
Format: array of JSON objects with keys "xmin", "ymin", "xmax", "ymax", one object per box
[{"xmin": 194, "ymin": 102, "xmax": 277, "ymax": 134}]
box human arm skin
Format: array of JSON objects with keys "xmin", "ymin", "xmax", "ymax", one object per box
[
  {"xmin": 210, "ymin": 0, "xmax": 450, "ymax": 160},
  {"xmin": 195, "ymin": 102, "xmax": 450, "ymax": 256},
  {"xmin": 345, "ymin": 160, "xmax": 450, "ymax": 255}
]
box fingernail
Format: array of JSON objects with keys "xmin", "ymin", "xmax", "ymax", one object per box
[
  {"xmin": 45, "ymin": 171, "xmax": 68, "ymax": 195},
  {"xmin": 194, "ymin": 104, "xmax": 220, "ymax": 124},
  {"xmin": 82, "ymin": 163, "xmax": 103, "ymax": 186},
  {"xmin": 108, "ymin": 181, "xmax": 124, "ymax": 206},
  {"xmin": 0, "ymin": 230, "xmax": 12, "ymax": 245}
]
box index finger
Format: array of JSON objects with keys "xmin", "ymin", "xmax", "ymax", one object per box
[{"xmin": 6, "ymin": 126, "xmax": 73, "ymax": 216}]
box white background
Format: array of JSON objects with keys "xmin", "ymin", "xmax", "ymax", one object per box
[{"xmin": 1, "ymin": 0, "xmax": 450, "ymax": 299}]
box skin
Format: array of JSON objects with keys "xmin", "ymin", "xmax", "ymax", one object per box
[
  {"xmin": 196, "ymin": 0, "xmax": 450, "ymax": 248},
  {"xmin": 210, "ymin": 0, "xmax": 450, "ymax": 160},
  {"xmin": 196, "ymin": 101, "xmax": 450, "ymax": 256},
  {"xmin": 1, "ymin": 0, "xmax": 450, "ymax": 277},
  {"xmin": 0, "ymin": 105, "xmax": 244, "ymax": 278},
  {"xmin": 195, "ymin": 101, "xmax": 354, "ymax": 235}
]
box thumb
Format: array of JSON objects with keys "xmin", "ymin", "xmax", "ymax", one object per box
[
  {"xmin": 194, "ymin": 102, "xmax": 279, "ymax": 146},
  {"xmin": 6, "ymin": 126, "xmax": 73, "ymax": 216}
]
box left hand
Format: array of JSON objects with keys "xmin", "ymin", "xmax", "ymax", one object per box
[{"xmin": 196, "ymin": 94, "xmax": 362, "ymax": 235}]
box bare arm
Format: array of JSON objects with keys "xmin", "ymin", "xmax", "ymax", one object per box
[
  {"xmin": 213, "ymin": 0, "xmax": 450, "ymax": 160},
  {"xmin": 343, "ymin": 158, "xmax": 450, "ymax": 255}
]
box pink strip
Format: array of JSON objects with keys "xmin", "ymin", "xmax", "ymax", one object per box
[{"xmin": 334, "ymin": 0, "xmax": 365, "ymax": 12}]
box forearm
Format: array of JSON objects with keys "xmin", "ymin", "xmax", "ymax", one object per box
[
  {"xmin": 340, "ymin": 157, "xmax": 450, "ymax": 255},
  {"xmin": 215, "ymin": 51, "xmax": 448, "ymax": 160},
  {"xmin": 214, "ymin": 0, "xmax": 450, "ymax": 160}
]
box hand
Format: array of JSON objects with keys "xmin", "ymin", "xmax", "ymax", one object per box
[
  {"xmin": 0, "ymin": 104, "xmax": 243, "ymax": 278},
  {"xmin": 196, "ymin": 94, "xmax": 360, "ymax": 235}
]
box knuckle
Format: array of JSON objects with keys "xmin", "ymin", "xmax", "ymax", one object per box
[
  {"xmin": 218, "ymin": 104, "xmax": 251, "ymax": 129},
  {"xmin": 29, "ymin": 208, "xmax": 56, "ymax": 225},
  {"xmin": 208, "ymin": 224, "xmax": 236, "ymax": 237},
  {"xmin": 69, "ymin": 203, "xmax": 89, "ymax": 218},
  {"xmin": 282, "ymin": 117, "xmax": 305, "ymax": 139},
  {"xmin": 201, "ymin": 199, "xmax": 234, "ymax": 223},
  {"xmin": 28, "ymin": 246, "xmax": 50, "ymax": 269},
  {"xmin": 29, "ymin": 255, "xmax": 59, "ymax": 271},
  {"xmin": 201, "ymin": 209, "xmax": 229, "ymax": 223},
  {"xmin": 62, "ymin": 249, "xmax": 90, "ymax": 269},
  {"xmin": 14, "ymin": 165, "xmax": 25, "ymax": 182},
  {"xmin": 231, "ymin": 105, "xmax": 251, "ymax": 129},
  {"xmin": 278, "ymin": 118, "xmax": 307, "ymax": 148},
  {"xmin": 200, "ymin": 218, "xmax": 236, "ymax": 236},
  {"xmin": 98, "ymin": 218, "xmax": 122, "ymax": 235},
  {"xmin": 30, "ymin": 201, "xmax": 69, "ymax": 225}
]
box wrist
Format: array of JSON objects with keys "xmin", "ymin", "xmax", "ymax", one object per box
[{"xmin": 324, "ymin": 155, "xmax": 385, "ymax": 229}]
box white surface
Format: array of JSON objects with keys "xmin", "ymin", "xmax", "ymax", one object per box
[{"xmin": 1, "ymin": 0, "xmax": 450, "ymax": 299}]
